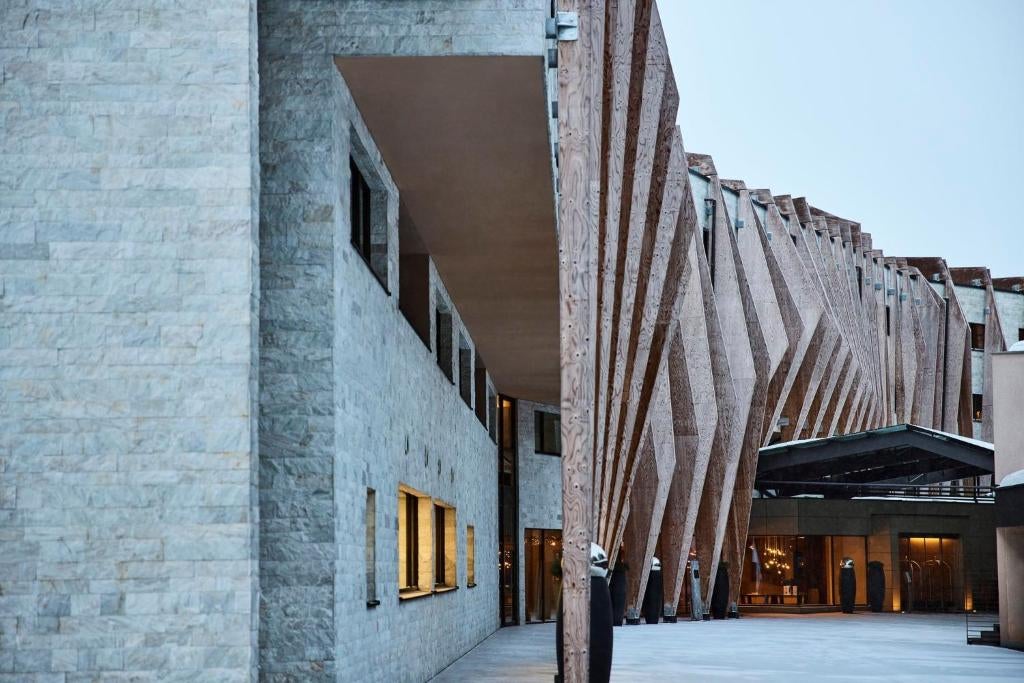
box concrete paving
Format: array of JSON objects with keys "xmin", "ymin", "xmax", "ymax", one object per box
[{"xmin": 432, "ymin": 613, "xmax": 1024, "ymax": 681}]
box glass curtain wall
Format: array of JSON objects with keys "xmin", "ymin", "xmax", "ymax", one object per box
[{"xmin": 742, "ymin": 535, "xmax": 867, "ymax": 606}]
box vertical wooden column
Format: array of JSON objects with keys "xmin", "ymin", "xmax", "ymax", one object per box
[{"xmin": 558, "ymin": 1, "xmax": 604, "ymax": 680}]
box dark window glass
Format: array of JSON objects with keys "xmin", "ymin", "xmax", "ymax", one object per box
[
  {"xmin": 349, "ymin": 156, "xmax": 388, "ymax": 290},
  {"xmin": 435, "ymin": 307, "xmax": 453, "ymax": 382},
  {"xmin": 400, "ymin": 491, "xmax": 419, "ymax": 591},
  {"xmin": 434, "ymin": 504, "xmax": 446, "ymax": 586},
  {"xmin": 350, "ymin": 158, "xmax": 372, "ymax": 262},
  {"xmin": 885, "ymin": 306, "xmax": 891, "ymax": 337},
  {"xmin": 972, "ymin": 394, "xmax": 983, "ymax": 422},
  {"xmin": 1017, "ymin": 327, "xmax": 1023, "ymax": 342},
  {"xmin": 534, "ymin": 411, "xmax": 561, "ymax": 456},
  {"xmin": 970, "ymin": 323, "xmax": 985, "ymax": 351}
]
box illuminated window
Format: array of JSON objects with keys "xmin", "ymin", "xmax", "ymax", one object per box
[
  {"xmin": 534, "ymin": 411, "xmax": 561, "ymax": 456},
  {"xmin": 972, "ymin": 394, "xmax": 983, "ymax": 422},
  {"xmin": 467, "ymin": 526, "xmax": 476, "ymax": 587},
  {"xmin": 365, "ymin": 488, "xmax": 378, "ymax": 607},
  {"xmin": 398, "ymin": 486, "xmax": 432, "ymax": 597},
  {"xmin": 434, "ymin": 501, "xmax": 457, "ymax": 589},
  {"xmin": 970, "ymin": 323, "xmax": 985, "ymax": 351}
]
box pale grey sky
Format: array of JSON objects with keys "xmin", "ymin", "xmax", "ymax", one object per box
[{"xmin": 660, "ymin": 0, "xmax": 1023, "ymax": 278}]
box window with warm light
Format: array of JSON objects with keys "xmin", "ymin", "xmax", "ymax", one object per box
[
  {"xmin": 398, "ymin": 485, "xmax": 432, "ymax": 598},
  {"xmin": 972, "ymin": 394, "xmax": 983, "ymax": 422},
  {"xmin": 365, "ymin": 488, "xmax": 378, "ymax": 607},
  {"xmin": 433, "ymin": 501, "xmax": 457, "ymax": 590},
  {"xmin": 466, "ymin": 526, "xmax": 476, "ymax": 587}
]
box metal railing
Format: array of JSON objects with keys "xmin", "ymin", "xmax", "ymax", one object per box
[{"xmin": 756, "ymin": 481, "xmax": 996, "ymax": 502}]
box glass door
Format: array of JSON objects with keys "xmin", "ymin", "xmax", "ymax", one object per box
[
  {"xmin": 899, "ymin": 535, "xmax": 962, "ymax": 612},
  {"xmin": 524, "ymin": 528, "xmax": 563, "ymax": 623}
]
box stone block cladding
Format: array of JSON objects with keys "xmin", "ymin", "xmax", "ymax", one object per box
[
  {"xmin": 515, "ymin": 400, "xmax": 562, "ymax": 621},
  {"xmin": 0, "ymin": 2, "xmax": 261, "ymax": 681},
  {"xmin": 257, "ymin": 1, "xmax": 550, "ymax": 678}
]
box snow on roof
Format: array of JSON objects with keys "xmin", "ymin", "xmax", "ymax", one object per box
[
  {"xmin": 1001, "ymin": 469, "xmax": 1024, "ymax": 487},
  {"xmin": 761, "ymin": 423, "xmax": 993, "ymax": 453}
]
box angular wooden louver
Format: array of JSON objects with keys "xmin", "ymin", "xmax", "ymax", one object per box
[{"xmin": 557, "ymin": 1, "xmax": 990, "ymax": 680}]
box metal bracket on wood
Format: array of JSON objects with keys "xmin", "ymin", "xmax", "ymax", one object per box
[{"xmin": 554, "ymin": 11, "xmax": 579, "ymax": 41}]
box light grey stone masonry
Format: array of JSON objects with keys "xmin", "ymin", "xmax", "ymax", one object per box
[
  {"xmin": 257, "ymin": 2, "xmax": 548, "ymax": 680},
  {"xmin": 0, "ymin": 1, "xmax": 261, "ymax": 681},
  {"xmin": 516, "ymin": 400, "xmax": 562, "ymax": 622}
]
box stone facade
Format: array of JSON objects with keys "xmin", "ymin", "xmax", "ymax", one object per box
[
  {"xmin": 515, "ymin": 400, "xmax": 562, "ymax": 621},
  {"xmin": 0, "ymin": 1, "xmax": 260, "ymax": 681},
  {"xmin": 255, "ymin": 1, "xmax": 548, "ymax": 681}
]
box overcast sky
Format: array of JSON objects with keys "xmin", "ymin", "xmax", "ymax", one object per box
[{"xmin": 659, "ymin": 0, "xmax": 1023, "ymax": 278}]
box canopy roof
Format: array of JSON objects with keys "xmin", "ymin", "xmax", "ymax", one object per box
[{"xmin": 756, "ymin": 424, "xmax": 994, "ymax": 496}]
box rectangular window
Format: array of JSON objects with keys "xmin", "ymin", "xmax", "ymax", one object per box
[
  {"xmin": 1018, "ymin": 327, "xmax": 1023, "ymax": 342},
  {"xmin": 458, "ymin": 335, "xmax": 473, "ymax": 409},
  {"xmin": 398, "ymin": 486, "xmax": 432, "ymax": 597},
  {"xmin": 398, "ymin": 201, "xmax": 430, "ymax": 347},
  {"xmin": 365, "ymin": 489, "xmax": 378, "ymax": 607},
  {"xmin": 972, "ymin": 394, "xmax": 983, "ymax": 422},
  {"xmin": 474, "ymin": 356, "xmax": 489, "ymax": 428},
  {"xmin": 467, "ymin": 526, "xmax": 476, "ymax": 587},
  {"xmin": 970, "ymin": 322, "xmax": 985, "ymax": 351},
  {"xmin": 488, "ymin": 388, "xmax": 498, "ymax": 443},
  {"xmin": 349, "ymin": 156, "xmax": 388, "ymax": 290},
  {"xmin": 885, "ymin": 305, "xmax": 891, "ymax": 337},
  {"xmin": 534, "ymin": 411, "xmax": 561, "ymax": 456},
  {"xmin": 433, "ymin": 501, "xmax": 456, "ymax": 589},
  {"xmin": 435, "ymin": 304, "xmax": 453, "ymax": 382}
]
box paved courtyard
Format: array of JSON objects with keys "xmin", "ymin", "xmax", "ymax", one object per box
[{"xmin": 432, "ymin": 613, "xmax": 1024, "ymax": 681}]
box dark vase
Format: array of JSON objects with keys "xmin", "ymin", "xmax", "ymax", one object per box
[
  {"xmin": 556, "ymin": 576, "xmax": 614, "ymax": 683},
  {"xmin": 610, "ymin": 566, "xmax": 627, "ymax": 626},
  {"xmin": 641, "ymin": 568, "xmax": 663, "ymax": 624},
  {"xmin": 710, "ymin": 564, "xmax": 730, "ymax": 619},
  {"xmin": 840, "ymin": 567, "xmax": 856, "ymax": 614},
  {"xmin": 867, "ymin": 561, "xmax": 885, "ymax": 612}
]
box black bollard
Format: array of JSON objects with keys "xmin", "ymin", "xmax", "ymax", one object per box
[
  {"xmin": 840, "ymin": 558, "xmax": 856, "ymax": 614},
  {"xmin": 641, "ymin": 567, "xmax": 663, "ymax": 624},
  {"xmin": 867, "ymin": 561, "xmax": 885, "ymax": 613},
  {"xmin": 710, "ymin": 562, "xmax": 730, "ymax": 620},
  {"xmin": 610, "ymin": 565, "xmax": 627, "ymax": 627},
  {"xmin": 556, "ymin": 575, "xmax": 614, "ymax": 683}
]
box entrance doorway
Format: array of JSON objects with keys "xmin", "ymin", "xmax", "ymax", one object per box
[
  {"xmin": 899, "ymin": 535, "xmax": 963, "ymax": 612},
  {"xmin": 524, "ymin": 528, "xmax": 562, "ymax": 623}
]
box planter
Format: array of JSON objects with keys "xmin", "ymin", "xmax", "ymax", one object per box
[
  {"xmin": 867, "ymin": 561, "xmax": 885, "ymax": 612},
  {"xmin": 710, "ymin": 563, "xmax": 730, "ymax": 620},
  {"xmin": 641, "ymin": 568, "xmax": 663, "ymax": 624},
  {"xmin": 840, "ymin": 566, "xmax": 856, "ymax": 614},
  {"xmin": 610, "ymin": 566, "xmax": 627, "ymax": 627}
]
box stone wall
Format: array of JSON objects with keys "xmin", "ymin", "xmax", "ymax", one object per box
[
  {"xmin": 0, "ymin": 2, "xmax": 260, "ymax": 680},
  {"xmin": 516, "ymin": 400, "xmax": 562, "ymax": 621},
  {"xmin": 256, "ymin": 2, "xmax": 548, "ymax": 679}
]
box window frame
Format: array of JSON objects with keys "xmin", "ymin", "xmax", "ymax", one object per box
[
  {"xmin": 969, "ymin": 322, "xmax": 985, "ymax": 351},
  {"xmin": 534, "ymin": 410, "xmax": 562, "ymax": 457},
  {"xmin": 348, "ymin": 154, "xmax": 390, "ymax": 295}
]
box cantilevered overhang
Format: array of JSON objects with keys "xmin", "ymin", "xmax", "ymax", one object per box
[
  {"xmin": 757, "ymin": 424, "xmax": 994, "ymax": 494},
  {"xmin": 335, "ymin": 55, "xmax": 559, "ymax": 403}
]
